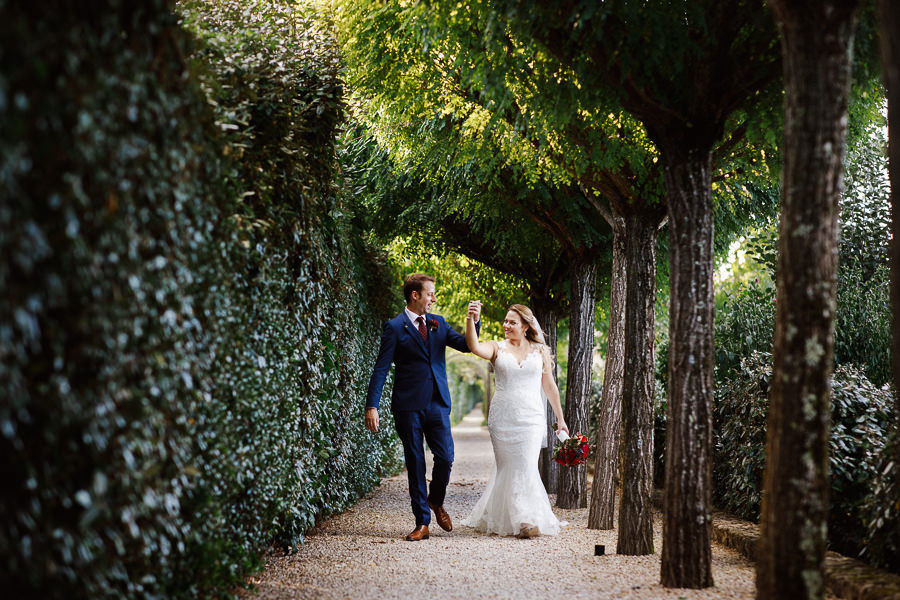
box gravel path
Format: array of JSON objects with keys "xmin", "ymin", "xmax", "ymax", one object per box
[{"xmin": 240, "ymin": 407, "xmax": 766, "ymax": 600}]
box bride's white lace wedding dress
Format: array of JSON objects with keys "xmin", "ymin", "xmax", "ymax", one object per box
[{"xmin": 462, "ymin": 341, "xmax": 562, "ymax": 536}]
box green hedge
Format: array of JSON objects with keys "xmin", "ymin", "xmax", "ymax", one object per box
[
  {"xmin": 860, "ymin": 427, "xmax": 900, "ymax": 571},
  {"xmin": 1, "ymin": 1, "xmax": 401, "ymax": 597},
  {"xmin": 713, "ymin": 354, "xmax": 893, "ymax": 561}
]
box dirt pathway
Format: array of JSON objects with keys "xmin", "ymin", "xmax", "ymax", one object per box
[{"xmin": 241, "ymin": 406, "xmax": 760, "ymax": 599}]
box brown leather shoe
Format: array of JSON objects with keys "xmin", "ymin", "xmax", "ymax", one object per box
[
  {"xmin": 428, "ymin": 500, "xmax": 453, "ymax": 532},
  {"xmin": 405, "ymin": 525, "xmax": 430, "ymax": 541},
  {"xmin": 517, "ymin": 524, "xmax": 540, "ymax": 539}
]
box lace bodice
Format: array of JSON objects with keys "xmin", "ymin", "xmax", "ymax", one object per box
[
  {"xmin": 492, "ymin": 341, "xmax": 543, "ymax": 393},
  {"xmin": 488, "ymin": 341, "xmax": 546, "ymax": 437}
]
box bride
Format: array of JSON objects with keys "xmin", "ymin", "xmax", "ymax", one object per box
[{"xmin": 461, "ymin": 302, "xmax": 568, "ymax": 538}]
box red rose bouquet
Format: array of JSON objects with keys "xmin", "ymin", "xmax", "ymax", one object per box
[
  {"xmin": 427, "ymin": 318, "xmax": 439, "ymax": 332},
  {"xmin": 553, "ymin": 433, "xmax": 589, "ymax": 467}
]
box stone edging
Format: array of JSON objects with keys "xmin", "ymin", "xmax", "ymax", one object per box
[
  {"xmin": 710, "ymin": 510, "xmax": 900, "ymax": 600},
  {"xmin": 649, "ymin": 490, "xmax": 900, "ymax": 599}
]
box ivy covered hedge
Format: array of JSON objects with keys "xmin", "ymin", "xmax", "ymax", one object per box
[{"xmin": 1, "ymin": 1, "xmax": 401, "ymax": 597}]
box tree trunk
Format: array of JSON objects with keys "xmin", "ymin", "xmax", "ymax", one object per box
[
  {"xmin": 533, "ymin": 299, "xmax": 560, "ymax": 493},
  {"xmin": 659, "ymin": 149, "xmax": 715, "ymax": 587},
  {"xmin": 880, "ymin": 0, "xmax": 900, "ymax": 482},
  {"xmin": 616, "ymin": 208, "xmax": 662, "ymax": 555},
  {"xmin": 757, "ymin": 3, "xmax": 859, "ymax": 600},
  {"xmin": 556, "ymin": 258, "xmax": 598, "ymax": 509},
  {"xmin": 588, "ymin": 218, "xmax": 626, "ymax": 529}
]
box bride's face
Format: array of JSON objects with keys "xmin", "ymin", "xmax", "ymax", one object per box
[{"xmin": 502, "ymin": 311, "xmax": 527, "ymax": 341}]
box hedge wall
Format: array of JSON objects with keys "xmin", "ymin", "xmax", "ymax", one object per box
[{"xmin": 1, "ymin": 1, "xmax": 401, "ymax": 597}]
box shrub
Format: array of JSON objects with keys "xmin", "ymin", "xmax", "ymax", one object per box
[
  {"xmin": 860, "ymin": 425, "xmax": 900, "ymax": 572},
  {"xmin": 828, "ymin": 366, "xmax": 893, "ymax": 556},
  {"xmin": 179, "ymin": 0, "xmax": 404, "ymax": 557},
  {"xmin": 714, "ymin": 279, "xmax": 776, "ymax": 380},
  {"xmin": 713, "ymin": 355, "xmax": 893, "ymax": 559},
  {"xmin": 834, "ymin": 264, "xmax": 891, "ymax": 387},
  {"xmin": 712, "ymin": 352, "xmax": 771, "ymax": 519},
  {"xmin": 704, "ymin": 269, "xmax": 891, "ymax": 553},
  {"xmin": 655, "ymin": 280, "xmax": 776, "ymax": 492},
  {"xmin": 712, "ymin": 258, "xmax": 890, "ymax": 391}
]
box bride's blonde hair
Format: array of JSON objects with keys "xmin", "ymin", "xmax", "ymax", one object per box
[{"xmin": 508, "ymin": 304, "xmax": 545, "ymax": 346}]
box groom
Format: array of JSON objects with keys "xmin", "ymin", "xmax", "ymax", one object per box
[{"xmin": 365, "ymin": 273, "xmax": 479, "ymax": 541}]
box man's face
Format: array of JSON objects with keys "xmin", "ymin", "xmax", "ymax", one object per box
[{"xmin": 411, "ymin": 281, "xmax": 436, "ymax": 314}]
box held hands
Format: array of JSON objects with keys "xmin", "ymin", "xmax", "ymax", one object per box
[
  {"xmin": 365, "ymin": 407, "xmax": 379, "ymax": 433},
  {"xmin": 467, "ymin": 300, "xmax": 482, "ymax": 322}
]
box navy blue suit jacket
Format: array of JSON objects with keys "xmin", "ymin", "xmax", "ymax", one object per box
[{"xmin": 366, "ymin": 312, "xmax": 474, "ymax": 412}]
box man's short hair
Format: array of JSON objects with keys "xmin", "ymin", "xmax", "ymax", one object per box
[{"xmin": 403, "ymin": 273, "xmax": 435, "ymax": 303}]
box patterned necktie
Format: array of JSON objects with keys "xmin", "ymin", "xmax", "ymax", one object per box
[{"xmin": 417, "ymin": 316, "xmax": 428, "ymax": 341}]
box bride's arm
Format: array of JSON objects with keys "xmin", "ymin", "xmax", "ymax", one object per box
[
  {"xmin": 465, "ymin": 302, "xmax": 496, "ymax": 361},
  {"xmin": 541, "ymin": 348, "xmax": 569, "ymax": 434}
]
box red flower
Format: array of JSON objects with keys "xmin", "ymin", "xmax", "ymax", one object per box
[
  {"xmin": 427, "ymin": 319, "xmax": 439, "ymax": 331},
  {"xmin": 553, "ymin": 433, "xmax": 590, "ymax": 467}
]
